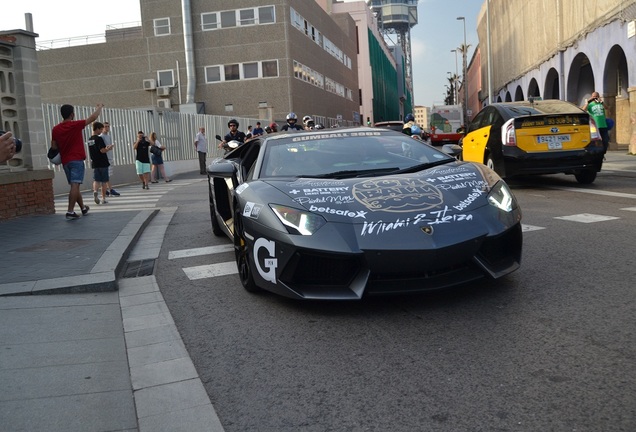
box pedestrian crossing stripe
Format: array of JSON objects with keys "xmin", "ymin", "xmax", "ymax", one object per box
[
  {"xmin": 522, "ymin": 224, "xmax": 545, "ymax": 232},
  {"xmin": 54, "ymin": 180, "xmax": 197, "ymax": 214},
  {"xmin": 182, "ymin": 262, "xmax": 237, "ymax": 280},
  {"xmin": 168, "ymin": 244, "xmax": 234, "ymax": 260},
  {"xmin": 554, "ymin": 213, "xmax": 620, "ymax": 223}
]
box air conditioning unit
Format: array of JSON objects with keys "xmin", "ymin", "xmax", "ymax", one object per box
[
  {"xmin": 143, "ymin": 79, "xmax": 156, "ymax": 90},
  {"xmin": 157, "ymin": 87, "xmax": 170, "ymax": 96},
  {"xmin": 157, "ymin": 98, "xmax": 171, "ymax": 109}
]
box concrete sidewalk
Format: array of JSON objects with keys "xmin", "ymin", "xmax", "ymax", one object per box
[{"xmin": 0, "ymin": 182, "xmax": 224, "ymax": 431}]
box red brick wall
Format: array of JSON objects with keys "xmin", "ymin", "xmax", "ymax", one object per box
[{"xmin": 0, "ymin": 179, "xmax": 55, "ymax": 219}]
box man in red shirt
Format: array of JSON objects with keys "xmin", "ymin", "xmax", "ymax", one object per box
[{"xmin": 51, "ymin": 103, "xmax": 104, "ymax": 219}]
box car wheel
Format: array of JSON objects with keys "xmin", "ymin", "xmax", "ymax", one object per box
[
  {"xmin": 486, "ymin": 154, "xmax": 496, "ymax": 171},
  {"xmin": 209, "ymin": 190, "xmax": 223, "ymax": 237},
  {"xmin": 574, "ymin": 169, "xmax": 597, "ymax": 184},
  {"xmin": 233, "ymin": 206, "xmax": 260, "ymax": 293}
]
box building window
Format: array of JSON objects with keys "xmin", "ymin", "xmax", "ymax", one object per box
[
  {"xmin": 243, "ymin": 62, "xmax": 259, "ymax": 79},
  {"xmin": 205, "ymin": 65, "xmax": 221, "ymax": 82},
  {"xmin": 291, "ymin": 9, "xmax": 302, "ymax": 30},
  {"xmin": 157, "ymin": 70, "xmax": 174, "ymax": 87},
  {"xmin": 221, "ymin": 10, "xmax": 236, "ymax": 28},
  {"xmin": 154, "ymin": 18, "xmax": 171, "ymax": 36},
  {"xmin": 206, "ymin": 60, "xmax": 279, "ymax": 83},
  {"xmin": 262, "ymin": 60, "xmax": 278, "ymax": 78},
  {"xmin": 290, "ymin": 9, "xmax": 351, "ymax": 70},
  {"xmin": 239, "ymin": 9, "xmax": 255, "ymax": 26},
  {"xmin": 205, "ymin": 6, "xmax": 275, "ymax": 30},
  {"xmin": 224, "ymin": 64, "xmax": 240, "ymax": 81},
  {"xmin": 201, "ymin": 13, "xmax": 218, "ymax": 30},
  {"xmin": 293, "ymin": 60, "xmax": 324, "ymax": 90},
  {"xmin": 258, "ymin": 6, "xmax": 275, "ymax": 24}
]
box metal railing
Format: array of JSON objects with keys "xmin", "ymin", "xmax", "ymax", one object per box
[{"xmin": 42, "ymin": 103, "xmax": 260, "ymax": 169}]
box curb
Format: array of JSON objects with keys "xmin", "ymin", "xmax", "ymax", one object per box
[{"xmin": 0, "ymin": 210, "xmax": 158, "ymax": 296}]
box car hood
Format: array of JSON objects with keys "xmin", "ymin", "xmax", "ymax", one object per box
[{"xmin": 264, "ymin": 163, "xmax": 494, "ymax": 223}]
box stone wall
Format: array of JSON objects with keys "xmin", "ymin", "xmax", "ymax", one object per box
[{"xmin": 0, "ymin": 30, "xmax": 55, "ymax": 221}]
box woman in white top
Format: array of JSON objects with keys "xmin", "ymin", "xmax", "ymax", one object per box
[{"xmin": 149, "ymin": 131, "xmax": 171, "ymax": 183}]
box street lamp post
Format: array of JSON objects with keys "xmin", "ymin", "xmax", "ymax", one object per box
[
  {"xmin": 486, "ymin": 0, "xmax": 493, "ymax": 104},
  {"xmin": 457, "ymin": 16, "xmax": 468, "ymax": 123},
  {"xmin": 450, "ymin": 49, "xmax": 459, "ymax": 105}
]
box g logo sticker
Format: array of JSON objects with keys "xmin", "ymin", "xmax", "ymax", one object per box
[{"xmin": 254, "ymin": 238, "xmax": 278, "ymax": 284}]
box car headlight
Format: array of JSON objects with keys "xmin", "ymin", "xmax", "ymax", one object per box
[
  {"xmin": 487, "ymin": 181, "xmax": 516, "ymax": 212},
  {"xmin": 270, "ymin": 204, "xmax": 326, "ymax": 235}
]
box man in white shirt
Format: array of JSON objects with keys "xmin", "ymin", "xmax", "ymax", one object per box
[{"xmin": 194, "ymin": 127, "xmax": 208, "ymax": 175}]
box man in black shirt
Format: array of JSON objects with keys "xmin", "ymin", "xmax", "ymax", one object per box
[
  {"xmin": 219, "ymin": 119, "xmax": 246, "ymax": 151},
  {"xmin": 88, "ymin": 121, "xmax": 113, "ymax": 204}
]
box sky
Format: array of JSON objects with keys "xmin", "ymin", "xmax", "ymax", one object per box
[{"xmin": 5, "ymin": 0, "xmax": 483, "ymax": 108}]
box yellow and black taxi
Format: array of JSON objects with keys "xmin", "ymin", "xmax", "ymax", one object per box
[{"xmin": 460, "ymin": 99, "xmax": 604, "ymax": 184}]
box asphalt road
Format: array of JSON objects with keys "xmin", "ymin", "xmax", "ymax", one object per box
[{"xmin": 155, "ymin": 168, "xmax": 636, "ymax": 432}]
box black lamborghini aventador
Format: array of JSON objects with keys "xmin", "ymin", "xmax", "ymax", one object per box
[{"xmin": 207, "ymin": 127, "xmax": 522, "ymax": 300}]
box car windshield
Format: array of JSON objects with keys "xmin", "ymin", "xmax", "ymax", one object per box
[{"xmin": 259, "ymin": 132, "xmax": 454, "ymax": 179}]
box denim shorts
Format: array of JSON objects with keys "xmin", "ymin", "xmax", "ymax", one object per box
[
  {"xmin": 63, "ymin": 160, "xmax": 85, "ymax": 184},
  {"xmin": 93, "ymin": 167, "xmax": 110, "ymax": 183}
]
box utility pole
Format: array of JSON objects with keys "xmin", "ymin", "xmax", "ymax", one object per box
[{"xmin": 457, "ymin": 16, "xmax": 468, "ymax": 123}]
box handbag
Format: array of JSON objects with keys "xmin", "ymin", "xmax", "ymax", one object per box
[{"xmin": 150, "ymin": 145, "xmax": 162, "ymax": 156}]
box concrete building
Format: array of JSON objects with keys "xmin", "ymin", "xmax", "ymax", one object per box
[
  {"xmin": 473, "ymin": 0, "xmax": 636, "ymax": 151},
  {"xmin": 37, "ymin": 0, "xmax": 363, "ymax": 126},
  {"xmin": 413, "ymin": 105, "xmax": 428, "ymax": 131},
  {"xmin": 326, "ymin": 0, "xmax": 409, "ymax": 124}
]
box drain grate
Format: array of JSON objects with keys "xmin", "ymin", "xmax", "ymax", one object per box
[{"xmin": 122, "ymin": 259, "xmax": 156, "ymax": 278}]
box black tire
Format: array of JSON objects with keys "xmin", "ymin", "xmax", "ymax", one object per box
[
  {"xmin": 574, "ymin": 169, "xmax": 597, "ymax": 184},
  {"xmin": 209, "ymin": 191, "xmax": 223, "ymax": 237},
  {"xmin": 486, "ymin": 154, "xmax": 496, "ymax": 172},
  {"xmin": 233, "ymin": 206, "xmax": 260, "ymax": 293}
]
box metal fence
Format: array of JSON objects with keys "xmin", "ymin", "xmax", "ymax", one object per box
[{"xmin": 42, "ymin": 104, "xmax": 260, "ymax": 168}]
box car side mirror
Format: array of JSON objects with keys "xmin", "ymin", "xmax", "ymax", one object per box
[
  {"xmin": 207, "ymin": 160, "xmax": 236, "ymax": 177},
  {"xmin": 441, "ymin": 144, "xmax": 462, "ymax": 158}
]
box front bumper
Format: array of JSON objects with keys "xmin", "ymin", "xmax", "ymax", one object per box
[{"xmin": 263, "ymin": 222, "xmax": 523, "ymax": 300}]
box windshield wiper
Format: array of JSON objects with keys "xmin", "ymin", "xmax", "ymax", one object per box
[
  {"xmin": 390, "ymin": 158, "xmax": 454, "ymax": 174},
  {"xmin": 303, "ymin": 167, "xmax": 400, "ymax": 179}
]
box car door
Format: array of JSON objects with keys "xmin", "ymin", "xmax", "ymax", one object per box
[{"xmin": 462, "ymin": 107, "xmax": 493, "ymax": 163}]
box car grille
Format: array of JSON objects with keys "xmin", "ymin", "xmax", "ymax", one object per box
[{"xmin": 280, "ymin": 251, "xmax": 362, "ymax": 287}]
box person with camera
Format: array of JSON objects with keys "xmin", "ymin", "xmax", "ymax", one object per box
[
  {"xmin": 134, "ymin": 131, "xmax": 152, "ymax": 189},
  {"xmin": 583, "ymin": 91, "xmax": 610, "ymax": 153},
  {"xmin": 0, "ymin": 130, "xmax": 19, "ymax": 163}
]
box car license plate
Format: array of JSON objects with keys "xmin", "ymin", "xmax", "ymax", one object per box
[{"xmin": 537, "ymin": 134, "xmax": 570, "ymax": 150}]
